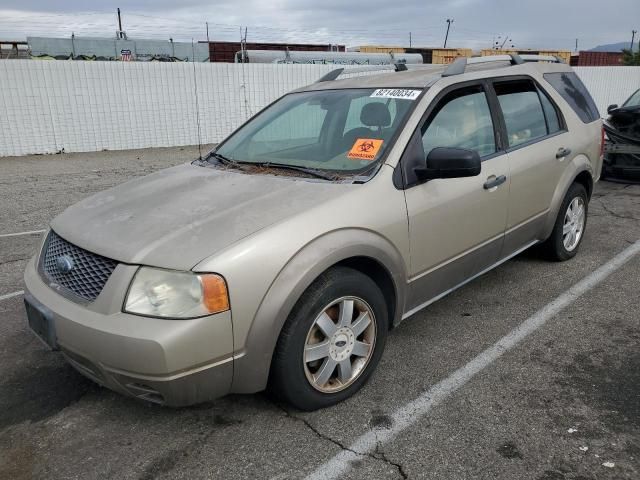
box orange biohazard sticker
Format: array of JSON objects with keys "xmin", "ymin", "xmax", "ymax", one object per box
[{"xmin": 347, "ymin": 138, "xmax": 384, "ymax": 161}]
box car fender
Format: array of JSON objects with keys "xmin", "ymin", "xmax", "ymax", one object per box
[
  {"xmin": 541, "ymin": 154, "xmax": 594, "ymax": 240},
  {"xmin": 230, "ymin": 228, "xmax": 407, "ymax": 394}
]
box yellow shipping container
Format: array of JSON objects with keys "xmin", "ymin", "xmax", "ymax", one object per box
[
  {"xmin": 431, "ymin": 48, "xmax": 472, "ymax": 64},
  {"xmin": 358, "ymin": 45, "xmax": 406, "ymax": 54},
  {"xmin": 540, "ymin": 51, "xmax": 571, "ymax": 64},
  {"xmin": 481, "ymin": 49, "xmax": 571, "ymax": 64}
]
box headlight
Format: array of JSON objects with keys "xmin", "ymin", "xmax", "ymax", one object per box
[{"xmin": 124, "ymin": 267, "xmax": 229, "ymax": 319}]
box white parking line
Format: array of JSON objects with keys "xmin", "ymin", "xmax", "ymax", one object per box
[
  {"xmin": 0, "ymin": 290, "xmax": 24, "ymax": 302},
  {"xmin": 0, "ymin": 229, "xmax": 46, "ymax": 238},
  {"xmin": 306, "ymin": 240, "xmax": 640, "ymax": 480}
]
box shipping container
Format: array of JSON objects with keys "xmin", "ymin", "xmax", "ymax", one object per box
[
  {"xmin": 576, "ymin": 51, "xmax": 624, "ymax": 66},
  {"xmin": 481, "ymin": 49, "xmax": 571, "ymax": 64},
  {"xmin": 405, "ymin": 47, "xmax": 472, "ymax": 64},
  {"xmin": 431, "ymin": 48, "xmax": 473, "ymax": 64},
  {"xmin": 357, "ymin": 45, "xmax": 406, "ymax": 54}
]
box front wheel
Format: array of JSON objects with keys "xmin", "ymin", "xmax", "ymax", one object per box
[
  {"xmin": 269, "ymin": 266, "xmax": 388, "ymax": 411},
  {"xmin": 542, "ymin": 182, "xmax": 588, "ymax": 261}
]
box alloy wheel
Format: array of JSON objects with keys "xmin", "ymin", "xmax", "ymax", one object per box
[
  {"xmin": 303, "ymin": 296, "xmax": 376, "ymax": 393},
  {"xmin": 562, "ymin": 196, "xmax": 586, "ymax": 252}
]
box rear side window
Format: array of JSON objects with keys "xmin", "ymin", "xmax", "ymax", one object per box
[
  {"xmin": 543, "ymin": 72, "xmax": 600, "ymax": 123},
  {"xmin": 421, "ymin": 86, "xmax": 496, "ymax": 158},
  {"xmin": 538, "ymin": 87, "xmax": 562, "ymax": 134},
  {"xmin": 495, "ymin": 80, "xmax": 548, "ymax": 148}
]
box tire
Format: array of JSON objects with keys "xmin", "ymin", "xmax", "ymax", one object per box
[
  {"xmin": 269, "ymin": 266, "xmax": 388, "ymax": 411},
  {"xmin": 542, "ymin": 182, "xmax": 588, "ymax": 261}
]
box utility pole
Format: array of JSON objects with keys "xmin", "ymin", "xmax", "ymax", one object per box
[
  {"xmin": 409, "ymin": 32, "xmax": 412, "ymax": 48},
  {"xmin": 632, "ymin": 30, "xmax": 637, "ymax": 51},
  {"xmin": 206, "ymin": 22, "xmax": 209, "ymax": 42},
  {"xmin": 444, "ymin": 18, "xmax": 453, "ymax": 48},
  {"xmin": 239, "ymin": 27, "xmax": 248, "ymax": 63},
  {"xmin": 117, "ymin": 8, "xmax": 123, "ymax": 38},
  {"xmin": 575, "ymin": 38, "xmax": 578, "ymax": 52}
]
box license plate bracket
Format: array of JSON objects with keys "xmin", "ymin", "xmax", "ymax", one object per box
[{"xmin": 24, "ymin": 298, "xmax": 58, "ymax": 350}]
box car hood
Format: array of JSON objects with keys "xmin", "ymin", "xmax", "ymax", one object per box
[{"xmin": 51, "ymin": 163, "xmax": 348, "ymax": 270}]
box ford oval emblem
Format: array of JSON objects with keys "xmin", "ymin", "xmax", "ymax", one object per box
[{"xmin": 56, "ymin": 255, "xmax": 75, "ymax": 274}]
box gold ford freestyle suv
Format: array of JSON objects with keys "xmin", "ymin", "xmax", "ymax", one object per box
[{"xmin": 24, "ymin": 55, "xmax": 603, "ymax": 410}]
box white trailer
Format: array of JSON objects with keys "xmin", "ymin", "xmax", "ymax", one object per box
[{"xmin": 236, "ymin": 49, "xmax": 423, "ymax": 65}]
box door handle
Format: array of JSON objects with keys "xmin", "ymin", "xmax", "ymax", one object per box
[
  {"xmin": 556, "ymin": 147, "xmax": 572, "ymax": 159},
  {"xmin": 483, "ymin": 175, "xmax": 507, "ymax": 190}
]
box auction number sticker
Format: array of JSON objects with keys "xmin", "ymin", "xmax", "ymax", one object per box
[
  {"xmin": 348, "ymin": 138, "xmax": 384, "ymax": 161},
  {"xmin": 370, "ymin": 89, "xmax": 421, "ymax": 100}
]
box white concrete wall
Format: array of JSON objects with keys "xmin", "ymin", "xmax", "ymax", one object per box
[
  {"xmin": 0, "ymin": 61, "xmax": 336, "ymax": 156},
  {"xmin": 574, "ymin": 67, "xmax": 640, "ymax": 116},
  {"xmin": 1, "ymin": 60, "xmax": 639, "ymax": 157}
]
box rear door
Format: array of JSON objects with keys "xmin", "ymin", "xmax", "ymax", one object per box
[
  {"xmin": 490, "ymin": 77, "xmax": 571, "ymax": 256},
  {"xmin": 402, "ymin": 82, "xmax": 510, "ymax": 314}
]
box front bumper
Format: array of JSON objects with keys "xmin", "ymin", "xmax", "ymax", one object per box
[{"xmin": 24, "ymin": 256, "xmax": 234, "ymax": 406}]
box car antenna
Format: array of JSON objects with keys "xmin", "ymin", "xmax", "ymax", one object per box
[{"xmin": 192, "ymin": 38, "xmax": 203, "ymax": 160}]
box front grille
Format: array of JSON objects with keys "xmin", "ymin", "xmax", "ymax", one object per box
[{"xmin": 42, "ymin": 231, "xmax": 118, "ymax": 301}]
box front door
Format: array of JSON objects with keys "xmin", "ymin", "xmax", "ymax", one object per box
[{"xmin": 403, "ymin": 83, "xmax": 510, "ymax": 314}]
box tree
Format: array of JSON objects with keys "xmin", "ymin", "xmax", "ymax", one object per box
[{"xmin": 622, "ymin": 48, "xmax": 640, "ymax": 66}]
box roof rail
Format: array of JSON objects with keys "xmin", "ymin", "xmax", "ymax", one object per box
[
  {"xmin": 519, "ymin": 54, "xmax": 565, "ymax": 64},
  {"xmin": 315, "ymin": 63, "xmax": 408, "ymax": 83},
  {"xmin": 442, "ymin": 53, "xmax": 563, "ymax": 77}
]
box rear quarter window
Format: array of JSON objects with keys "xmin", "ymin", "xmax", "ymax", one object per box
[{"xmin": 543, "ymin": 72, "xmax": 600, "ymax": 124}]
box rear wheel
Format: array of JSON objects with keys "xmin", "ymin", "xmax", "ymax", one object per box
[
  {"xmin": 542, "ymin": 183, "xmax": 588, "ymax": 261},
  {"xmin": 269, "ymin": 266, "xmax": 388, "ymax": 411}
]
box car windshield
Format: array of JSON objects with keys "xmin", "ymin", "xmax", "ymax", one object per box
[
  {"xmin": 213, "ymin": 88, "xmax": 421, "ymax": 173},
  {"xmin": 623, "ymin": 88, "xmax": 640, "ymax": 107}
]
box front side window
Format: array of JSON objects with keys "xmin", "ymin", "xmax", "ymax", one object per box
[
  {"xmin": 421, "ymin": 86, "xmax": 496, "ymax": 158},
  {"xmin": 214, "ymin": 88, "xmax": 419, "ymax": 173},
  {"xmin": 495, "ymin": 80, "xmax": 548, "ymax": 148}
]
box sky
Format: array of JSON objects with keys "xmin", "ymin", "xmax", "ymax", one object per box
[{"xmin": 0, "ymin": 0, "xmax": 638, "ymax": 51}]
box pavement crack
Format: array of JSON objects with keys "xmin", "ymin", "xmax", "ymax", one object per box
[
  {"xmin": 373, "ymin": 447, "xmax": 409, "ymax": 480},
  {"xmin": 0, "ymin": 256, "xmax": 32, "ymax": 266},
  {"xmin": 274, "ymin": 401, "xmax": 361, "ymax": 454},
  {"xmin": 372, "ymin": 428, "xmax": 409, "ymax": 479},
  {"xmin": 597, "ymin": 197, "xmax": 640, "ymax": 221},
  {"xmin": 274, "ymin": 401, "xmax": 409, "ymax": 479}
]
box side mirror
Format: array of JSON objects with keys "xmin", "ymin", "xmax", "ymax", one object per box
[
  {"xmin": 607, "ymin": 104, "xmax": 618, "ymax": 114},
  {"xmin": 420, "ymin": 147, "xmax": 481, "ymax": 180}
]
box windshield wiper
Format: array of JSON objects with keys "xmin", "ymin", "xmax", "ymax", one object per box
[
  {"xmin": 208, "ymin": 153, "xmax": 337, "ymax": 181},
  {"xmin": 250, "ymin": 162, "xmax": 338, "ymax": 181},
  {"xmin": 208, "ymin": 151, "xmax": 237, "ymax": 166}
]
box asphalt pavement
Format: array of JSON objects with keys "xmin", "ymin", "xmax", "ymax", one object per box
[{"xmin": 0, "ymin": 146, "xmax": 638, "ymax": 480}]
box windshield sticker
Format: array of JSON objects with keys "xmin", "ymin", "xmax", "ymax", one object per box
[
  {"xmin": 370, "ymin": 89, "xmax": 421, "ymax": 100},
  {"xmin": 347, "ymin": 138, "xmax": 384, "ymax": 161}
]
